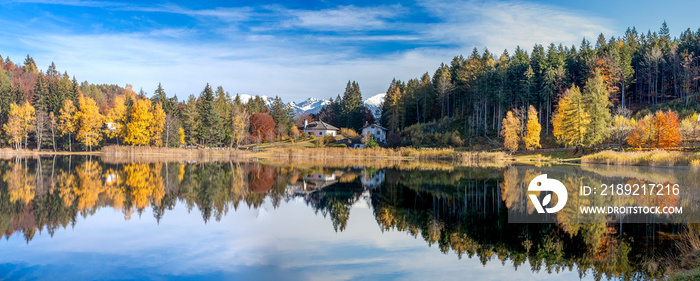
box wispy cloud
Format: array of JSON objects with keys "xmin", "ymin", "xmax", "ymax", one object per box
[
  {"xmin": 418, "ymin": 0, "xmax": 614, "ymax": 52},
  {"xmin": 280, "ymin": 5, "xmax": 406, "ymax": 31},
  {"xmin": 0, "ymin": 0, "xmax": 619, "ymax": 101}
]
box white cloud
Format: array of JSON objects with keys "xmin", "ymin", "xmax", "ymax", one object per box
[
  {"xmin": 418, "ymin": 0, "xmax": 614, "ymax": 53},
  {"xmin": 2, "ymin": 0, "xmax": 619, "ymax": 102},
  {"xmin": 281, "ymin": 5, "xmax": 405, "ymax": 31}
]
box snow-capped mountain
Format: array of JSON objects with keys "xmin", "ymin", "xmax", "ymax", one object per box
[
  {"xmin": 238, "ymin": 94, "xmax": 275, "ymax": 107},
  {"xmin": 233, "ymin": 93, "xmax": 384, "ymax": 118},
  {"xmin": 363, "ymin": 93, "xmax": 385, "ymax": 119},
  {"xmin": 289, "ymin": 97, "xmax": 329, "ymax": 114}
]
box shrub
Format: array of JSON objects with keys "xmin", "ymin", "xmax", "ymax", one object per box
[
  {"xmin": 387, "ymin": 132, "xmax": 401, "ymax": 147},
  {"xmin": 329, "ymin": 143, "xmax": 347, "ymax": 148},
  {"xmin": 340, "ymin": 128, "xmax": 360, "ymax": 139},
  {"xmin": 450, "ymin": 131, "xmax": 464, "ymax": 147},
  {"xmin": 323, "ymin": 135, "xmax": 336, "ymax": 145},
  {"xmin": 366, "ymin": 136, "xmax": 379, "ymax": 148},
  {"xmin": 301, "ymin": 132, "xmax": 309, "ymax": 139}
]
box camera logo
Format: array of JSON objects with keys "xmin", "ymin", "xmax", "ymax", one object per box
[{"xmin": 528, "ymin": 174, "xmax": 567, "ymax": 214}]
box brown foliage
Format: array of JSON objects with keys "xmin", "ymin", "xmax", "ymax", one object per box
[
  {"xmin": 249, "ymin": 113, "xmax": 276, "ymax": 142},
  {"xmin": 627, "ymin": 110, "xmax": 681, "ymax": 148}
]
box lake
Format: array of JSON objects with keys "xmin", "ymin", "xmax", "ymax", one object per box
[{"xmin": 0, "ymin": 156, "xmax": 697, "ymax": 280}]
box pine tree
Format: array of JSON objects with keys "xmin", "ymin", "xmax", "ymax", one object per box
[
  {"xmin": 32, "ymin": 74, "xmax": 49, "ymax": 112},
  {"xmin": 196, "ymin": 84, "xmax": 222, "ymax": 146},
  {"xmin": 180, "ymin": 95, "xmax": 199, "ymax": 145},
  {"xmin": 582, "ymin": 69, "xmax": 612, "ymax": 145}
]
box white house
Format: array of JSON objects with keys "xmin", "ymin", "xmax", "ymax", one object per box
[
  {"xmin": 104, "ymin": 122, "xmax": 118, "ymax": 131},
  {"xmin": 302, "ymin": 120, "xmax": 339, "ymax": 137},
  {"xmin": 361, "ymin": 123, "xmax": 388, "ymax": 143}
]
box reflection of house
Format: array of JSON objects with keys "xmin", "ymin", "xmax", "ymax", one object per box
[
  {"xmin": 105, "ymin": 173, "xmax": 118, "ymax": 184},
  {"xmin": 361, "ymin": 170, "xmax": 385, "ymax": 189},
  {"xmin": 361, "ymin": 123, "xmax": 388, "ymax": 143},
  {"xmin": 286, "ymin": 172, "xmax": 339, "ymax": 195},
  {"xmin": 302, "ymin": 173, "xmax": 338, "ymax": 190},
  {"xmin": 302, "ymin": 119, "xmax": 338, "ymax": 137}
]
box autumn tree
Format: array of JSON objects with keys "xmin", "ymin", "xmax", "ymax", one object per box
[
  {"xmin": 552, "ymin": 85, "xmax": 589, "ymax": 147},
  {"xmin": 76, "ymin": 95, "xmax": 103, "ymax": 151},
  {"xmin": 125, "ymin": 98, "xmax": 152, "ymax": 146},
  {"xmin": 500, "ymin": 110, "xmax": 520, "ymax": 153},
  {"xmin": 249, "ymin": 113, "xmax": 275, "ymax": 143},
  {"xmin": 230, "ymin": 104, "xmax": 249, "ymax": 148},
  {"xmin": 3, "ymin": 103, "xmax": 25, "ymax": 150},
  {"xmin": 523, "ymin": 105, "xmax": 541, "ymax": 150},
  {"xmin": 627, "ymin": 110, "xmax": 681, "ymax": 148},
  {"xmin": 105, "ymin": 95, "xmax": 128, "ymax": 144},
  {"xmin": 582, "ymin": 69, "xmax": 612, "ymax": 145},
  {"xmin": 610, "ymin": 114, "xmax": 636, "ymax": 146},
  {"xmin": 680, "ymin": 113, "xmax": 700, "ymax": 144},
  {"xmin": 58, "ymin": 99, "xmax": 77, "ymax": 151}
]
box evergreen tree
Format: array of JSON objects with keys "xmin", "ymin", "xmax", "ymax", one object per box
[
  {"xmin": 196, "ymin": 84, "xmax": 222, "ymax": 146},
  {"xmin": 32, "ymin": 74, "xmax": 49, "ymax": 112}
]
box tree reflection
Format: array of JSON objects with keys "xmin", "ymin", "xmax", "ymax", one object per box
[{"xmin": 0, "ymin": 157, "xmax": 696, "ymax": 279}]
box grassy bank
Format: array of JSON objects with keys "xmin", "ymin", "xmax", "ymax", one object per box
[
  {"xmin": 98, "ymin": 145, "xmax": 510, "ymax": 165},
  {"xmin": 582, "ymin": 150, "xmax": 700, "ymax": 166},
  {"xmin": 100, "ymin": 145, "xmax": 254, "ymax": 163}
]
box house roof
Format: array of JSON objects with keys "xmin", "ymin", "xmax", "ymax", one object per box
[
  {"xmin": 360, "ymin": 123, "xmax": 388, "ymax": 131},
  {"xmin": 304, "ymin": 120, "xmax": 339, "ymax": 131}
]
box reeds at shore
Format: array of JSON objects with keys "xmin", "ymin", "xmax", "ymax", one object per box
[
  {"xmin": 98, "ymin": 145, "xmax": 510, "ymax": 165},
  {"xmin": 582, "ymin": 150, "xmax": 700, "ymax": 166}
]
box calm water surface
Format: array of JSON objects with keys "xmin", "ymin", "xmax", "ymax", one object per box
[{"xmin": 0, "ymin": 156, "xmax": 697, "ymax": 280}]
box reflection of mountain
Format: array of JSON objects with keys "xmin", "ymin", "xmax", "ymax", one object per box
[{"xmin": 0, "ymin": 158, "xmax": 693, "ymax": 279}]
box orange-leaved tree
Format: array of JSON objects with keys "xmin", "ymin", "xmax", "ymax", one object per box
[
  {"xmin": 249, "ymin": 113, "xmax": 275, "ymax": 143},
  {"xmin": 627, "ymin": 110, "xmax": 681, "ymax": 148}
]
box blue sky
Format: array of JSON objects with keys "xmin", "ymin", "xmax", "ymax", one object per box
[{"xmin": 0, "ymin": 0, "xmax": 697, "ymax": 102}]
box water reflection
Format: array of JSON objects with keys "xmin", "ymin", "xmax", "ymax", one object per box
[{"xmin": 0, "ymin": 156, "xmax": 697, "ymax": 280}]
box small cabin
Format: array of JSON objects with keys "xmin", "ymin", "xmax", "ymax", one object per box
[
  {"xmin": 301, "ymin": 119, "xmax": 339, "ymax": 137},
  {"xmin": 361, "ymin": 123, "xmax": 388, "ymax": 143}
]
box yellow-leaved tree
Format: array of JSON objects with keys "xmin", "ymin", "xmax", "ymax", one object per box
[
  {"xmin": 58, "ymin": 99, "xmax": 77, "ymax": 151},
  {"xmin": 76, "ymin": 95, "xmax": 103, "ymax": 151},
  {"xmin": 523, "ymin": 105, "xmax": 541, "ymax": 150},
  {"xmin": 6, "ymin": 102, "xmax": 37, "ymax": 150},
  {"xmin": 149, "ymin": 103, "xmax": 166, "ymax": 146},
  {"xmin": 125, "ymin": 98, "xmax": 153, "ymax": 146},
  {"xmin": 500, "ymin": 110, "xmax": 520, "ymax": 153},
  {"xmin": 230, "ymin": 104, "xmax": 249, "ymax": 148},
  {"xmin": 106, "ymin": 94, "xmax": 128, "ymax": 144},
  {"xmin": 552, "ymin": 85, "xmax": 590, "ymax": 147},
  {"xmin": 3, "ymin": 103, "xmax": 24, "ymax": 150}
]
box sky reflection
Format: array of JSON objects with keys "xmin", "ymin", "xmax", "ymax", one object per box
[{"xmin": 1, "ymin": 196, "xmax": 586, "ymax": 280}]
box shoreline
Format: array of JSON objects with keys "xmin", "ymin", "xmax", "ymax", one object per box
[{"xmin": 3, "ymin": 146, "xmax": 700, "ymax": 167}]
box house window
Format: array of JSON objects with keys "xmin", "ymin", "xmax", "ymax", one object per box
[{"xmin": 320, "ymin": 132, "xmax": 323, "ymax": 136}]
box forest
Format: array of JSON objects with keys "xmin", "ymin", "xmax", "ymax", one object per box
[
  {"xmin": 379, "ymin": 22, "xmax": 700, "ymax": 151},
  {"xmin": 2, "ymin": 22, "xmax": 700, "ymax": 152}
]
